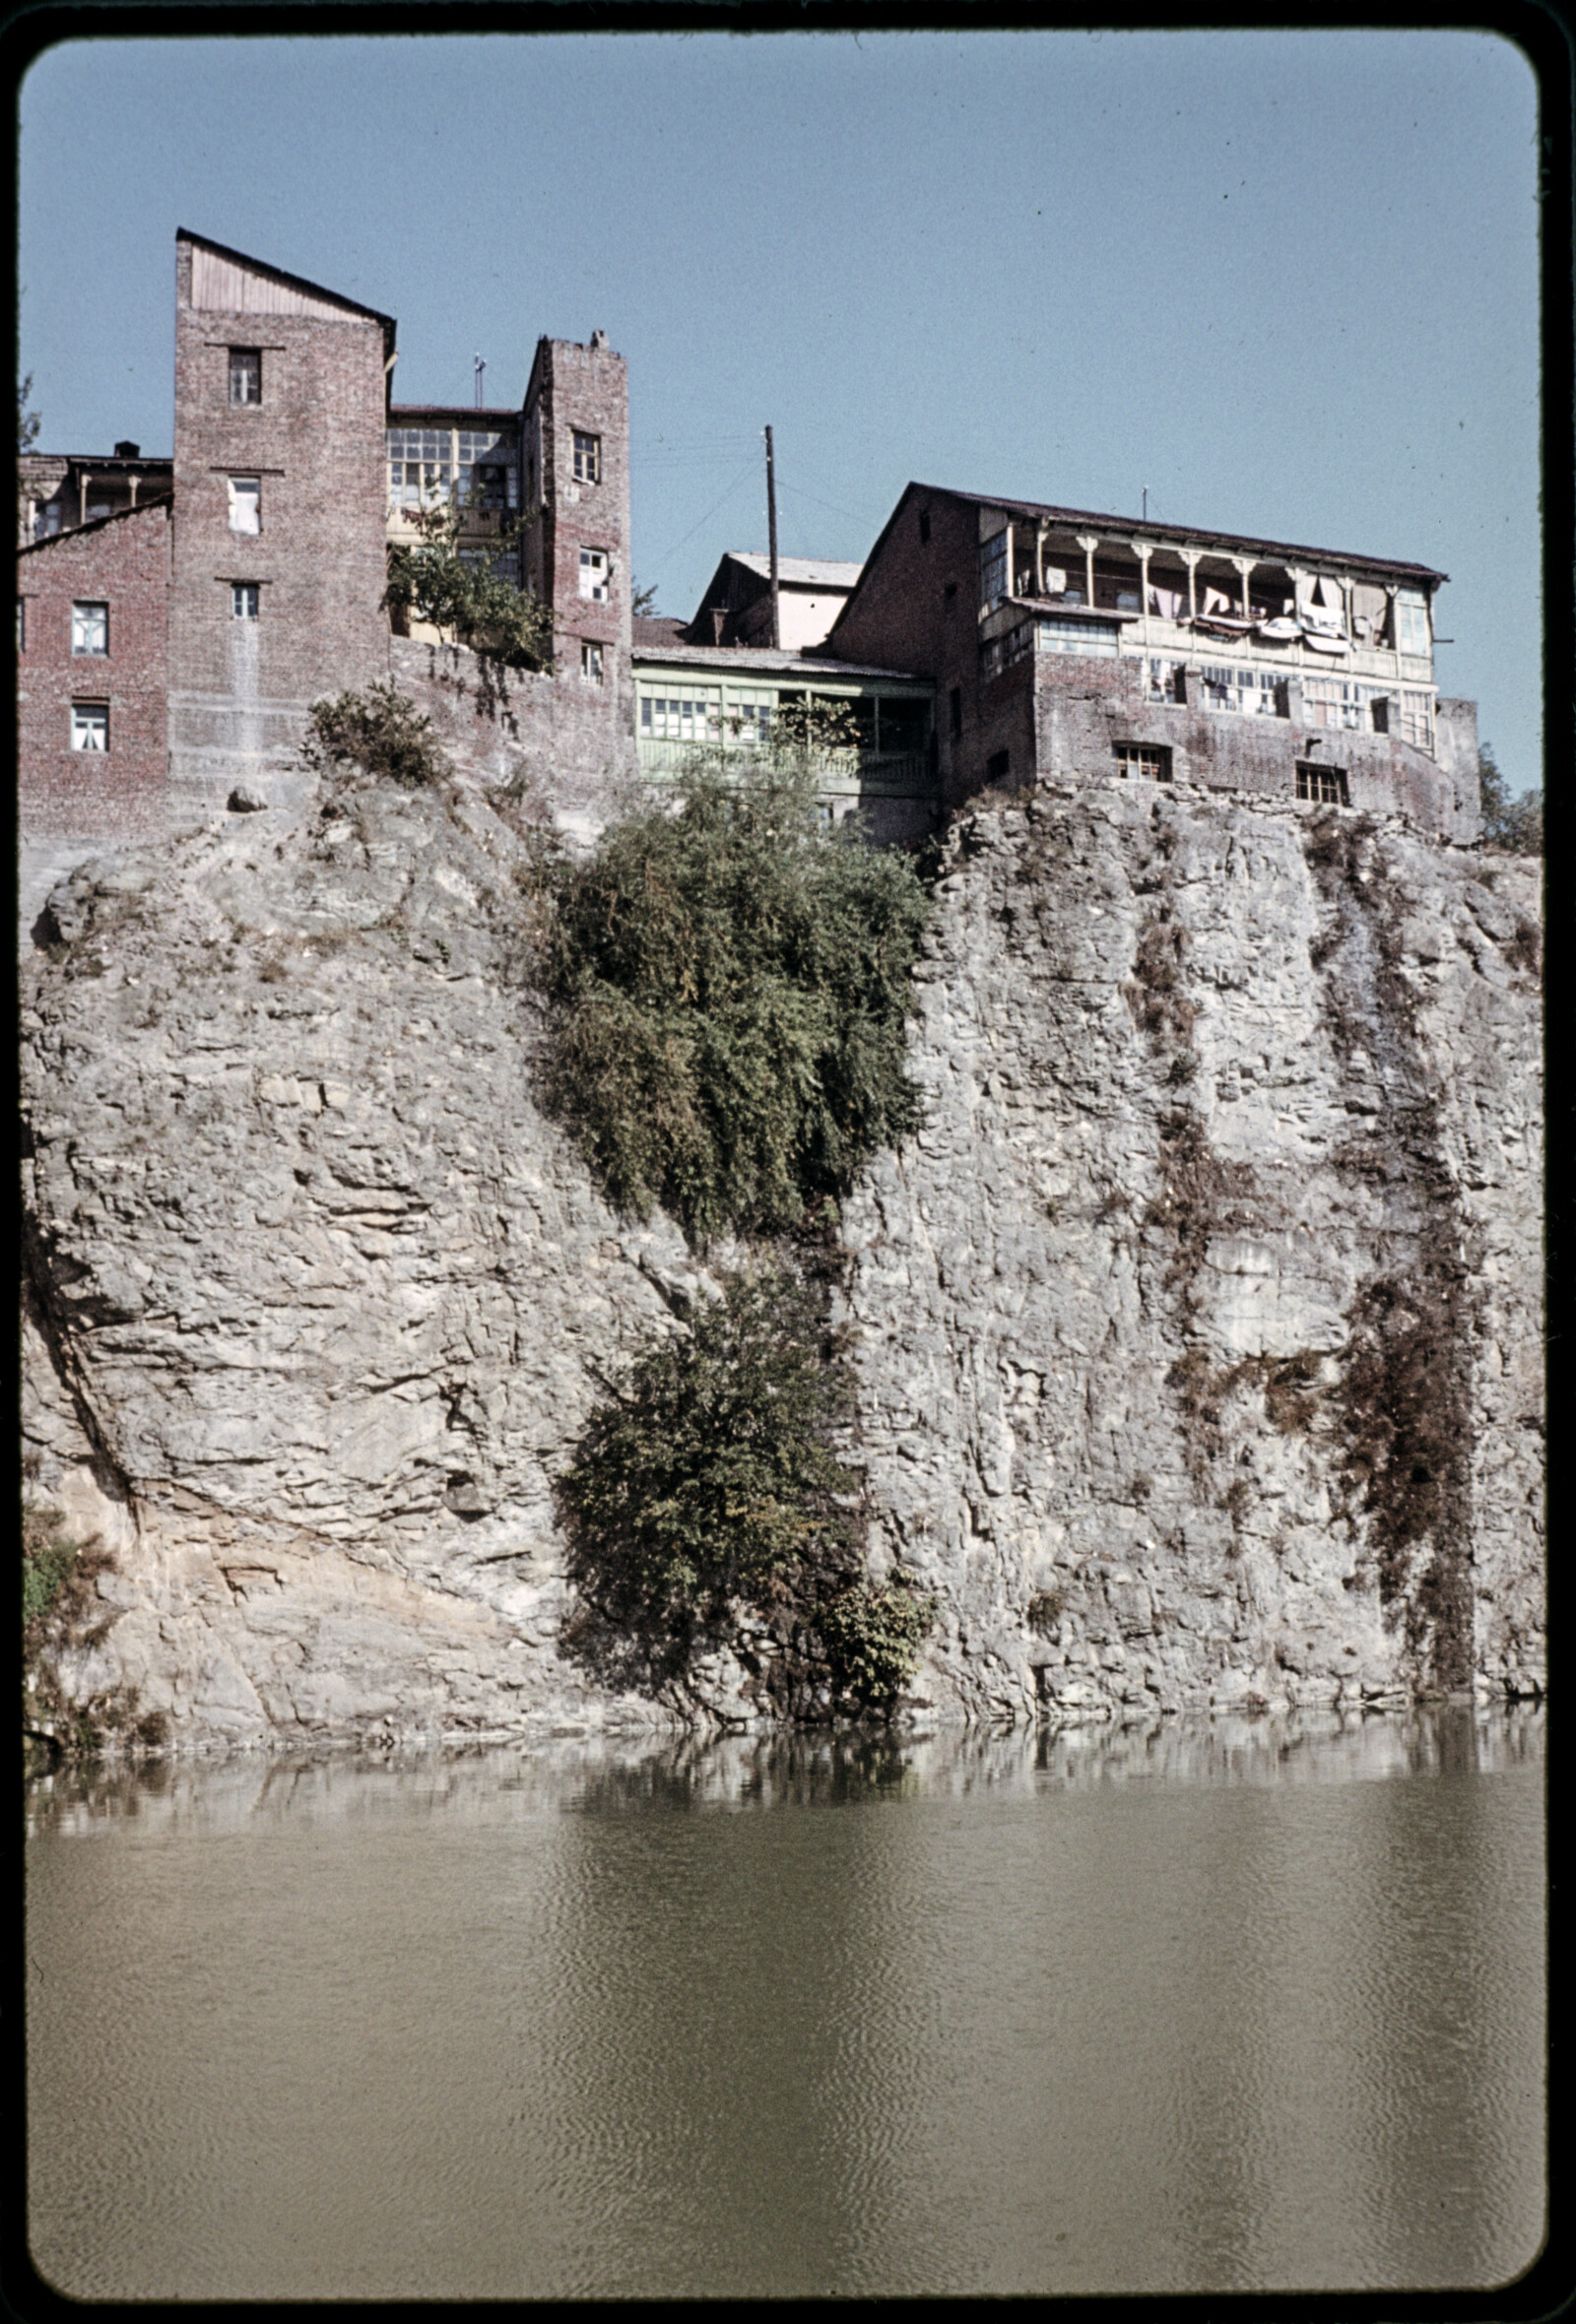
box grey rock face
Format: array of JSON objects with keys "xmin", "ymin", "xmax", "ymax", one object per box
[{"xmin": 20, "ymin": 769, "xmax": 1543, "ymax": 1750}]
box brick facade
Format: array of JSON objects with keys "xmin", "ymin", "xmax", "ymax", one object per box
[
  {"xmin": 825, "ymin": 484, "xmax": 1479, "ymax": 841},
  {"xmin": 17, "ymin": 497, "xmax": 171, "ymax": 848},
  {"xmin": 522, "ymin": 334, "xmax": 634, "ymax": 776},
  {"xmin": 166, "ymin": 233, "xmax": 395, "ymax": 822}
]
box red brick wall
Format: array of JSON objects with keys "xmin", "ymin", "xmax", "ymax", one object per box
[
  {"xmin": 16, "ymin": 499, "xmax": 170, "ymax": 845},
  {"xmin": 522, "ymin": 336, "xmax": 633, "ymax": 770},
  {"xmin": 166, "ymin": 235, "xmax": 391, "ymax": 813}
]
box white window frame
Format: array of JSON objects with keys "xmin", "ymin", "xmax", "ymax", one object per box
[
  {"xmin": 231, "ymin": 583, "xmax": 260, "ymax": 619},
  {"xmin": 580, "ymin": 641, "xmax": 605, "ymax": 684},
  {"xmin": 228, "ymin": 477, "xmax": 261, "ymax": 537},
  {"xmin": 71, "ymin": 701, "xmax": 108, "ymax": 751},
  {"xmin": 1395, "ymin": 590, "xmax": 1431, "ymax": 658},
  {"xmin": 71, "ymin": 601, "xmax": 108, "ymax": 656},
  {"xmin": 572, "ymin": 431, "xmax": 601, "ymax": 484},
  {"xmin": 229, "ymin": 348, "xmax": 262, "ymax": 407},
  {"xmin": 579, "ymin": 548, "xmax": 610, "ymax": 602}
]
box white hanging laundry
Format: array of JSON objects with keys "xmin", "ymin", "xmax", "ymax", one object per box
[
  {"xmin": 1304, "ymin": 631, "xmax": 1350, "ymax": 655},
  {"xmin": 1257, "ymin": 615, "xmax": 1301, "ymax": 642},
  {"xmin": 1149, "ymin": 584, "xmax": 1184, "ymax": 618}
]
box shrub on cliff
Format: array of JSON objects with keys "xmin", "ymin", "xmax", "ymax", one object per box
[
  {"xmin": 302, "ymin": 682, "xmax": 447, "ymax": 790},
  {"xmin": 526, "ymin": 760, "xmax": 930, "ymax": 1245},
  {"xmin": 557, "ymin": 1260, "xmax": 859, "ymax": 1622},
  {"xmin": 819, "ymin": 1580, "xmax": 938, "ymax": 1712}
]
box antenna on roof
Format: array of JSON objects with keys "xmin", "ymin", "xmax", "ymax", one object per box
[
  {"xmin": 474, "ymin": 355, "xmax": 485, "ymax": 410},
  {"xmin": 1142, "ymin": 485, "xmax": 1149, "ymax": 523}
]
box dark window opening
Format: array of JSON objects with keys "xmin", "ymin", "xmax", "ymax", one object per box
[
  {"xmin": 950, "ymin": 685, "xmax": 962, "ymax": 739},
  {"xmin": 877, "ymin": 696, "xmax": 929, "ymax": 756},
  {"xmin": 986, "ymin": 748, "xmax": 1011, "ymax": 786},
  {"xmin": 1296, "ymin": 762, "xmax": 1349, "ymax": 806},
  {"xmin": 919, "ymin": 508, "xmax": 931, "ymax": 544},
  {"xmin": 1114, "ymin": 742, "xmax": 1173, "ymax": 782},
  {"xmin": 944, "ymin": 580, "xmax": 957, "ymax": 603},
  {"xmin": 229, "ymin": 348, "xmax": 262, "ymax": 407}
]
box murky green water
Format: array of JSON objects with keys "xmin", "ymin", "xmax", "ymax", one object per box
[{"xmin": 26, "ymin": 1708, "xmax": 1543, "ymax": 2298}]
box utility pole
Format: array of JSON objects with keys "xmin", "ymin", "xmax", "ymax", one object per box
[
  {"xmin": 765, "ymin": 424, "xmax": 781, "ymax": 649},
  {"xmin": 475, "ymin": 355, "xmax": 485, "ymax": 410},
  {"xmin": 1142, "ymin": 484, "xmax": 1148, "ymax": 523}
]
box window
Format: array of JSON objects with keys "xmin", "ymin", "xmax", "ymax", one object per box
[
  {"xmin": 579, "ymin": 548, "xmax": 610, "ymax": 601},
  {"xmin": 1147, "ymin": 658, "xmax": 1186, "ymax": 704},
  {"xmin": 229, "ymin": 348, "xmax": 262, "ymax": 406},
  {"xmin": 228, "ymin": 477, "xmax": 261, "ymax": 536},
  {"xmin": 919, "ymin": 508, "xmax": 931, "ymax": 544},
  {"xmin": 71, "ymin": 602, "xmax": 108, "ymax": 656},
  {"xmin": 456, "ymin": 430, "xmax": 517, "ymax": 510},
  {"xmin": 944, "ymin": 581, "xmax": 957, "ymax": 603},
  {"xmin": 71, "ymin": 702, "xmax": 108, "ymax": 751},
  {"xmin": 1038, "ymin": 613, "xmax": 1119, "ymax": 658},
  {"xmin": 986, "ymin": 748, "xmax": 1011, "ymax": 786},
  {"xmin": 1295, "ymin": 763, "xmax": 1349, "ymax": 806},
  {"xmin": 86, "ymin": 502, "xmax": 112, "ymax": 523},
  {"xmin": 572, "ymin": 431, "xmax": 601, "ymax": 484},
  {"xmin": 726, "ymin": 688, "xmax": 774, "ymax": 747},
  {"xmin": 981, "ymin": 636, "xmax": 1005, "ymax": 682},
  {"xmin": 1115, "ymin": 742, "xmax": 1172, "ymax": 781},
  {"xmin": 231, "ymin": 583, "xmax": 259, "ymax": 619},
  {"xmin": 950, "ymin": 685, "xmax": 962, "ymax": 739},
  {"xmin": 640, "ymin": 691, "xmax": 720, "ymax": 743},
  {"xmin": 34, "ymin": 504, "xmax": 61, "ymax": 539},
  {"xmin": 16, "ymin": 600, "xmax": 24, "ymax": 651},
  {"xmin": 1395, "ymin": 589, "xmax": 1431, "ymax": 658},
  {"xmin": 580, "ymin": 641, "xmax": 604, "ymax": 683},
  {"xmin": 878, "ymin": 697, "xmax": 930, "ymax": 755},
  {"xmin": 1399, "ymin": 690, "xmax": 1434, "ymax": 752},
  {"xmin": 980, "ymin": 532, "xmax": 1009, "ymax": 612},
  {"xmin": 386, "ymin": 429, "xmax": 453, "ymax": 507}
]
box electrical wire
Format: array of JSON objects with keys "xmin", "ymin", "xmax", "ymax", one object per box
[{"xmin": 641, "ymin": 453, "xmax": 762, "ymax": 577}]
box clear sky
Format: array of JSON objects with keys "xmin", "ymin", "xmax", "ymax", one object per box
[{"xmin": 18, "ymin": 29, "xmax": 1543, "ymax": 792}]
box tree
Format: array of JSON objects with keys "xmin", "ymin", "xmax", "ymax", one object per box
[
  {"xmin": 630, "ymin": 580, "xmax": 660, "ymax": 618},
  {"xmin": 1478, "ymin": 741, "xmax": 1543, "ymax": 854},
  {"xmin": 384, "ymin": 501, "xmax": 555, "ymax": 669},
  {"xmin": 525, "ymin": 751, "xmax": 931, "ymax": 1246},
  {"xmin": 557, "ymin": 1260, "xmax": 858, "ymax": 1624},
  {"xmin": 17, "ymin": 373, "xmax": 39, "ymax": 455}
]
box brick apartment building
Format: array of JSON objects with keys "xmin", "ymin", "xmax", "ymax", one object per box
[
  {"xmin": 821, "ymin": 484, "xmax": 1478, "ymax": 842},
  {"xmin": 16, "ymin": 230, "xmax": 1480, "ymax": 902}
]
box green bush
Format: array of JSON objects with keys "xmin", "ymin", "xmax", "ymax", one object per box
[
  {"xmin": 557, "ymin": 1261, "xmax": 860, "ymax": 1625},
  {"xmin": 820, "ymin": 1581, "xmax": 938, "ymax": 1713},
  {"xmin": 527, "ymin": 759, "xmax": 930, "ymax": 1245},
  {"xmin": 303, "ymin": 682, "xmax": 447, "ymax": 790},
  {"xmin": 22, "ymin": 1503, "xmax": 77, "ymax": 1634}
]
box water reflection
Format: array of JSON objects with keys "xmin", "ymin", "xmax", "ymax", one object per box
[{"xmin": 26, "ymin": 1708, "xmax": 1544, "ymax": 2298}]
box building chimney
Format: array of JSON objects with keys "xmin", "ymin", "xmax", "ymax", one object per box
[{"xmin": 113, "ymin": 440, "xmax": 140, "ymax": 458}]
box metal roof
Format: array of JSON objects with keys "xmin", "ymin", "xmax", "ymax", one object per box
[
  {"xmin": 908, "ymin": 484, "xmax": 1448, "ymax": 586},
  {"xmin": 631, "ymin": 642, "xmax": 928, "ymax": 683},
  {"xmin": 716, "ymin": 552, "xmax": 865, "ymax": 590}
]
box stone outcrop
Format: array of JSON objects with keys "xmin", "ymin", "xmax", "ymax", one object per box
[{"xmin": 20, "ymin": 764, "xmax": 1543, "ymax": 1751}]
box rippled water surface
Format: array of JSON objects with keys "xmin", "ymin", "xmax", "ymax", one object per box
[{"xmin": 26, "ymin": 1709, "xmax": 1544, "ymax": 2299}]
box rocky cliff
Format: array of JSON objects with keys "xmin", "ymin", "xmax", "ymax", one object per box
[{"xmin": 21, "ymin": 763, "xmax": 1543, "ymax": 1750}]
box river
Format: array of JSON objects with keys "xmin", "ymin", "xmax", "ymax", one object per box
[{"xmin": 25, "ymin": 1706, "xmax": 1544, "ymax": 2299}]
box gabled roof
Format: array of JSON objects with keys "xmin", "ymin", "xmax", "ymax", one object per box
[
  {"xmin": 828, "ymin": 482, "xmax": 1447, "ymax": 645},
  {"xmin": 178, "ymin": 229, "xmax": 397, "ymax": 358},
  {"xmin": 713, "ymin": 552, "xmax": 864, "ymax": 591},
  {"xmin": 18, "ymin": 492, "xmax": 172, "ymax": 555}
]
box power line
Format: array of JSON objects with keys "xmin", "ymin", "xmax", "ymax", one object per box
[{"xmin": 642, "ymin": 454, "xmax": 761, "ymax": 576}]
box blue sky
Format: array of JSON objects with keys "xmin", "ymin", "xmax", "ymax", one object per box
[{"xmin": 19, "ymin": 29, "xmax": 1542, "ymax": 791}]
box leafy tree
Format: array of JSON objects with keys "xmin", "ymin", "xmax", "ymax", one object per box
[
  {"xmin": 557, "ymin": 1260, "xmax": 860, "ymax": 1623},
  {"xmin": 1478, "ymin": 741, "xmax": 1543, "ymax": 854},
  {"xmin": 526, "ymin": 753, "xmax": 930, "ymax": 1246},
  {"xmin": 385, "ymin": 501, "xmax": 554, "ymax": 669},
  {"xmin": 630, "ymin": 580, "xmax": 660, "ymax": 618}
]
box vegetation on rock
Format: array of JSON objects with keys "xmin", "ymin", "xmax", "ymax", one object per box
[
  {"xmin": 302, "ymin": 681, "xmax": 448, "ymax": 791},
  {"xmin": 525, "ymin": 756, "xmax": 930, "ymax": 1246},
  {"xmin": 819, "ymin": 1580, "xmax": 939, "ymax": 1711}
]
